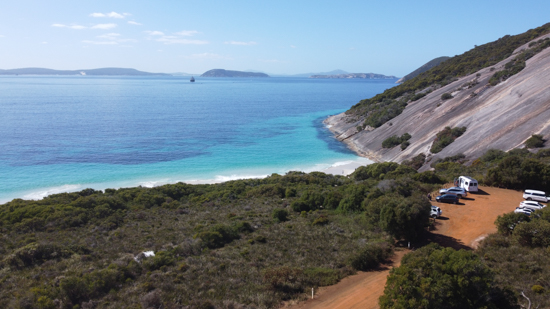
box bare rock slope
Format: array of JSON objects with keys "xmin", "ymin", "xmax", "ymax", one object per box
[{"xmin": 326, "ymin": 34, "xmax": 550, "ymax": 166}]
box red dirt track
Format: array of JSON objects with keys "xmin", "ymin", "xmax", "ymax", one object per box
[{"xmin": 284, "ymin": 186, "xmax": 523, "ymax": 309}]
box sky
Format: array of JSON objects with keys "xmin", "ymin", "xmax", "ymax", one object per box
[{"xmin": 1, "ymin": 0, "xmax": 550, "ymax": 76}]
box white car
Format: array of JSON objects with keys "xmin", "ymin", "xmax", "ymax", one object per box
[
  {"xmin": 514, "ymin": 207, "xmax": 533, "ymax": 216},
  {"xmin": 439, "ymin": 187, "xmax": 468, "ymax": 198},
  {"xmin": 431, "ymin": 205, "xmax": 442, "ymax": 218},
  {"xmin": 523, "ymin": 189, "xmax": 550, "ymax": 203},
  {"xmin": 519, "ymin": 201, "xmax": 546, "ymax": 211}
]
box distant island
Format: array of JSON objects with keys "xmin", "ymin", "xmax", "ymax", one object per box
[
  {"xmin": 201, "ymin": 69, "xmax": 269, "ymax": 77},
  {"xmin": 310, "ymin": 73, "xmax": 397, "ymax": 79},
  {"xmin": 0, "ymin": 68, "xmax": 170, "ymax": 76}
]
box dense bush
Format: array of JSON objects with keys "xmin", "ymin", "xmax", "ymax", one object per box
[
  {"xmin": 441, "ymin": 92, "xmax": 453, "ymax": 100},
  {"xmin": 379, "ymin": 244, "xmax": 515, "ymax": 309},
  {"xmin": 348, "ymin": 242, "xmax": 392, "ymax": 271},
  {"xmin": 382, "ymin": 133, "xmax": 411, "ymax": 149},
  {"xmin": 272, "ymin": 208, "xmax": 289, "ymax": 222},
  {"xmin": 402, "ymin": 153, "xmax": 426, "ymax": 170},
  {"xmin": 430, "ymin": 126, "xmax": 467, "ymax": 153},
  {"xmin": 525, "ymin": 134, "xmax": 545, "ymax": 148}
]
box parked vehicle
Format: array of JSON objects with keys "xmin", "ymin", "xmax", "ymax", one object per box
[
  {"xmin": 519, "ymin": 201, "xmax": 546, "ymax": 211},
  {"xmin": 439, "ymin": 187, "xmax": 468, "ymax": 198},
  {"xmin": 523, "ymin": 189, "xmax": 550, "ymax": 202},
  {"xmin": 436, "ymin": 194, "xmax": 459, "ymax": 204},
  {"xmin": 431, "ymin": 205, "xmax": 442, "ymax": 218},
  {"xmin": 456, "ymin": 176, "xmax": 478, "ymax": 192},
  {"xmin": 514, "ymin": 207, "xmax": 533, "ymax": 216}
]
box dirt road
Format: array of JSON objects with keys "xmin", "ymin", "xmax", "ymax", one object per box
[{"xmin": 285, "ymin": 186, "xmax": 523, "ymax": 309}]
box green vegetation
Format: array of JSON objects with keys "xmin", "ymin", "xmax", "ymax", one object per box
[
  {"xmin": 478, "ymin": 204, "xmax": 550, "ymax": 308},
  {"xmin": 382, "ymin": 133, "xmax": 411, "ymax": 149},
  {"xmin": 525, "ymin": 134, "xmax": 545, "ymax": 148},
  {"xmin": 430, "ymin": 126, "xmax": 467, "ymax": 153},
  {"xmin": 379, "ymin": 244, "xmax": 515, "ymax": 309},
  {"xmin": 346, "ymin": 23, "xmax": 550, "ymax": 128},
  {"xmin": 402, "ymin": 153, "xmax": 426, "ymax": 170},
  {"xmin": 441, "ymin": 92, "xmax": 453, "ymax": 100},
  {"xmin": 4, "ymin": 147, "xmax": 550, "ymax": 307}
]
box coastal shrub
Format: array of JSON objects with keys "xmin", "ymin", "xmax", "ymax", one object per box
[
  {"xmin": 441, "ymin": 92, "xmax": 453, "ymax": 100},
  {"xmin": 429, "ymin": 153, "xmax": 466, "ymax": 167},
  {"xmin": 195, "ymin": 224, "xmax": 240, "ymax": 249},
  {"xmin": 525, "ymin": 134, "xmax": 545, "ymax": 148},
  {"xmin": 410, "ymin": 92, "xmax": 426, "ymax": 101},
  {"xmin": 348, "ymin": 242, "xmax": 392, "ymax": 271},
  {"xmin": 481, "ymin": 149, "xmax": 506, "ymax": 162},
  {"xmin": 263, "ymin": 266, "xmax": 305, "ymax": 293},
  {"xmin": 143, "ymin": 250, "xmax": 176, "ymax": 271},
  {"xmin": 290, "ymin": 190, "xmax": 324, "ymax": 212},
  {"xmin": 400, "ymin": 141, "xmax": 410, "ymax": 150},
  {"xmin": 338, "ymin": 185, "xmax": 366, "ymax": 212},
  {"xmin": 352, "ymin": 162, "xmax": 400, "ymax": 181},
  {"xmin": 382, "ymin": 133, "xmax": 411, "ymax": 149},
  {"xmin": 402, "ymin": 153, "xmax": 426, "ymax": 170},
  {"xmin": 430, "ymin": 126, "xmax": 467, "ymax": 153},
  {"xmin": 512, "ymin": 219, "xmax": 550, "ymax": 247},
  {"xmin": 312, "ymin": 215, "xmax": 329, "ymax": 226},
  {"xmin": 272, "ymin": 208, "xmax": 289, "ymax": 222},
  {"xmin": 303, "ymin": 268, "xmax": 340, "ymax": 286},
  {"xmin": 495, "ymin": 212, "xmax": 530, "ymax": 235},
  {"xmin": 412, "ymin": 171, "xmax": 444, "ymax": 184},
  {"xmin": 380, "ymin": 244, "xmax": 515, "ymax": 309},
  {"xmin": 379, "ymin": 194, "xmax": 431, "ymax": 240}
]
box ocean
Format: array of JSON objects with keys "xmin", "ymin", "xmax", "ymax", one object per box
[{"xmin": 0, "ymin": 76, "xmax": 396, "ymax": 203}]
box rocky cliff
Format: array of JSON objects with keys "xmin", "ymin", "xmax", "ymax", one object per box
[{"xmin": 325, "ymin": 33, "xmax": 550, "ymax": 169}]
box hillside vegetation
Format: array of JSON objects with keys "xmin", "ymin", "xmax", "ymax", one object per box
[
  {"xmin": 346, "ymin": 22, "xmax": 550, "ymax": 128},
  {"xmin": 2, "ymin": 147, "xmax": 550, "ymax": 308}
]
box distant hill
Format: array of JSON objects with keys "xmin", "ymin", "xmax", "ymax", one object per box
[
  {"xmin": 201, "ymin": 69, "xmax": 269, "ymax": 77},
  {"xmin": 310, "ymin": 73, "xmax": 397, "ymax": 79},
  {"xmin": 279, "ymin": 69, "xmax": 349, "ymax": 78},
  {"xmin": 0, "ymin": 67, "xmax": 170, "ymax": 76},
  {"xmin": 395, "ymin": 56, "xmax": 450, "ymax": 83}
]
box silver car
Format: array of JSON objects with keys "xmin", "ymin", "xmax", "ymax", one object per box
[
  {"xmin": 519, "ymin": 201, "xmax": 546, "ymax": 211},
  {"xmin": 439, "ymin": 187, "xmax": 468, "ymax": 198}
]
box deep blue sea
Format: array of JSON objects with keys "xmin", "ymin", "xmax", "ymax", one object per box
[{"xmin": 0, "ymin": 76, "xmax": 396, "ymax": 203}]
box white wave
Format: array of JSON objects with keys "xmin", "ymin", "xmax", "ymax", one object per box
[{"xmin": 22, "ymin": 184, "xmax": 83, "ymax": 201}]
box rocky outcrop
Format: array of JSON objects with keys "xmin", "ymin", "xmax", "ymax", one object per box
[{"xmin": 325, "ymin": 33, "xmax": 550, "ymax": 168}]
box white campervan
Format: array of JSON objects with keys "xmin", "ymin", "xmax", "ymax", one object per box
[{"xmin": 457, "ymin": 176, "xmax": 478, "ymax": 192}]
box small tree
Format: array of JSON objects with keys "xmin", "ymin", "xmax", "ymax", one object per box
[
  {"xmin": 441, "ymin": 93, "xmax": 453, "ymax": 100},
  {"xmin": 525, "ymin": 134, "xmax": 545, "ymax": 148}
]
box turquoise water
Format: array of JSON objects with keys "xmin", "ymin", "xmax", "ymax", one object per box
[{"xmin": 0, "ymin": 76, "xmax": 396, "ymax": 202}]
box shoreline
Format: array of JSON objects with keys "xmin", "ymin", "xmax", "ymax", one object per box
[
  {"xmin": 323, "ymin": 115, "xmax": 382, "ymax": 163},
  {"xmin": 0, "ymin": 158, "xmax": 373, "ymax": 204}
]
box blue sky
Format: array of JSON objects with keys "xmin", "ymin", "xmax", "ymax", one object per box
[{"xmin": 1, "ymin": 0, "xmax": 550, "ymax": 76}]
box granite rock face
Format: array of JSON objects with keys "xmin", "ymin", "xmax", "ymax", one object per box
[{"xmin": 325, "ymin": 34, "xmax": 550, "ymax": 168}]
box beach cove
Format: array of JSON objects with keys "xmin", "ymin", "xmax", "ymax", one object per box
[{"xmin": 0, "ymin": 76, "xmax": 396, "ymax": 203}]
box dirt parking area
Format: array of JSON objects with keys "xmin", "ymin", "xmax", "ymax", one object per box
[{"xmin": 284, "ymin": 186, "xmax": 524, "ymax": 309}]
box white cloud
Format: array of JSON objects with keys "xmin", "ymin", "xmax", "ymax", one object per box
[
  {"xmin": 185, "ymin": 53, "xmax": 232, "ymax": 60},
  {"xmin": 290, "ymin": 45, "xmax": 296, "ymax": 48},
  {"xmin": 144, "ymin": 30, "xmax": 165, "ymax": 36},
  {"xmin": 91, "ymin": 23, "xmax": 117, "ymax": 30},
  {"xmin": 175, "ymin": 30, "xmax": 198, "ymax": 36},
  {"xmin": 157, "ymin": 37, "xmax": 208, "ymax": 45},
  {"xmin": 225, "ymin": 41, "xmax": 257, "ymax": 46},
  {"xmin": 97, "ymin": 33, "xmax": 120, "ymax": 39},
  {"xmin": 90, "ymin": 12, "xmax": 125, "ymax": 18},
  {"xmin": 0, "ymin": 35, "xmax": 5, "ymax": 38},
  {"xmin": 82, "ymin": 40, "xmax": 118, "ymax": 45},
  {"xmin": 128, "ymin": 21, "xmax": 142, "ymax": 25},
  {"xmin": 52, "ymin": 23, "xmax": 87, "ymax": 30},
  {"xmin": 42, "ymin": 41, "xmax": 47, "ymax": 44}
]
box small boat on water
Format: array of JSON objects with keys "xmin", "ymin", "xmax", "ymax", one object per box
[{"xmin": 190, "ymin": 76, "xmax": 195, "ymax": 82}]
